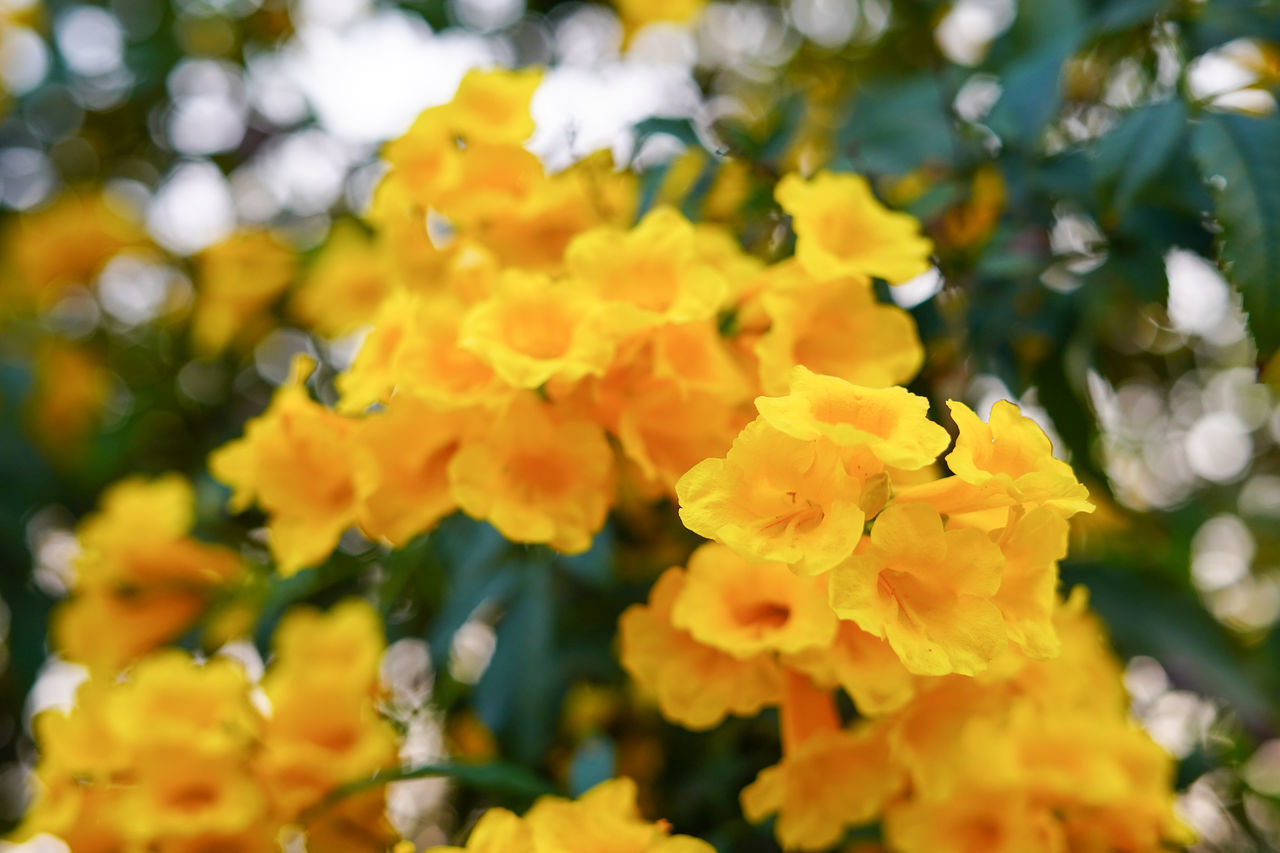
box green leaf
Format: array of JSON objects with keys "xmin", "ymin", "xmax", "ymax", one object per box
[
  {"xmin": 1089, "ymin": 0, "xmax": 1175, "ymax": 34},
  {"xmin": 305, "ymin": 759, "xmax": 558, "ymax": 820},
  {"xmin": 837, "ymin": 75, "xmax": 956, "ymax": 174},
  {"xmin": 473, "ymin": 557, "xmax": 558, "ymax": 764},
  {"xmin": 1191, "ymin": 112, "xmax": 1280, "ymax": 354},
  {"xmin": 1092, "ymin": 99, "xmax": 1188, "ymax": 215}
]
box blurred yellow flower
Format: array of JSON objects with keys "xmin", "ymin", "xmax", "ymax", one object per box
[
  {"xmin": 459, "ymin": 269, "xmax": 615, "ymax": 389},
  {"xmin": 190, "ymin": 228, "xmax": 297, "ymax": 355},
  {"xmin": 448, "ymin": 395, "xmax": 614, "ymax": 553},
  {"xmin": 291, "ymin": 220, "xmax": 393, "ymax": 337},
  {"xmin": 619, "ymin": 567, "xmax": 784, "ymax": 729},
  {"xmin": 53, "ymin": 474, "xmax": 244, "ymax": 671},
  {"xmin": 754, "ymin": 263, "xmax": 924, "ymax": 395},
  {"xmin": 2, "ymin": 189, "xmax": 145, "ymax": 311},
  {"xmin": 210, "ymin": 355, "xmax": 357, "ymax": 575},
  {"xmin": 448, "ymin": 66, "xmax": 543, "ymax": 145},
  {"xmin": 775, "ymin": 171, "xmax": 933, "ymax": 284}
]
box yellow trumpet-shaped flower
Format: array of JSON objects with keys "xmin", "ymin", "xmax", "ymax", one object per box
[
  {"xmin": 448, "ymin": 395, "xmax": 614, "ymax": 553},
  {"xmin": 755, "ymin": 366, "xmax": 950, "ymax": 470},
  {"xmin": 775, "ymin": 171, "xmax": 933, "ymax": 284},
  {"xmin": 448, "ymin": 67, "xmax": 543, "ymax": 145},
  {"xmin": 566, "ymin": 206, "xmax": 727, "ymax": 331},
  {"xmin": 677, "ymin": 420, "xmax": 877, "ymax": 576},
  {"xmin": 460, "ymin": 270, "xmax": 615, "ymax": 389},
  {"xmin": 946, "ymin": 400, "xmax": 1095, "ymax": 517},
  {"xmin": 829, "ymin": 502, "xmax": 1006, "ymax": 676},
  {"xmin": 754, "ymin": 264, "xmax": 924, "ymax": 395},
  {"xmin": 619, "ymin": 567, "xmax": 784, "ymax": 730},
  {"xmin": 209, "ymin": 356, "xmax": 357, "ymax": 575}
]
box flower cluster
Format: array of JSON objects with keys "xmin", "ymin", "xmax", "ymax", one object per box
[
  {"xmin": 426, "ymin": 777, "xmax": 710, "ymax": 853},
  {"xmin": 672, "ymin": 370, "xmax": 1092, "ymax": 678},
  {"xmin": 622, "ymin": 372, "xmax": 1187, "ymax": 849},
  {"xmin": 16, "ymin": 599, "xmax": 400, "ymax": 852},
  {"xmin": 211, "ymin": 67, "xmax": 930, "ymax": 576},
  {"xmin": 53, "ymin": 474, "xmax": 244, "ymax": 673},
  {"xmin": 741, "ymin": 594, "xmax": 1190, "ymax": 852}
]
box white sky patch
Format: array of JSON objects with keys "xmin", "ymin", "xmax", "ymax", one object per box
[{"xmin": 284, "ymin": 9, "xmax": 495, "ymax": 144}]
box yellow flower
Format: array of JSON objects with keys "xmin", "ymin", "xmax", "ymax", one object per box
[
  {"xmin": 255, "ymin": 691, "xmax": 400, "ymax": 820},
  {"xmin": 775, "ymin": 171, "xmax": 932, "ymax": 284},
  {"xmin": 676, "ymin": 420, "xmax": 875, "ymax": 576},
  {"xmin": 782, "ymin": 621, "xmax": 917, "ymax": 716},
  {"xmin": 431, "ymin": 808, "xmax": 533, "ymax": 852},
  {"xmin": 741, "ymin": 675, "xmax": 902, "ymax": 851},
  {"xmin": 992, "ymin": 507, "xmax": 1069, "ymax": 659},
  {"xmin": 380, "ymin": 106, "xmax": 462, "ymax": 209},
  {"xmin": 883, "ymin": 790, "xmax": 1063, "ymax": 853},
  {"xmin": 448, "ymin": 67, "xmax": 543, "ymax": 145},
  {"xmin": 614, "ymin": 0, "xmax": 707, "ymax": 30},
  {"xmin": 290, "ymin": 220, "xmax": 392, "ymax": 337},
  {"xmin": 944, "ymin": 400, "xmax": 1095, "ymax": 518},
  {"xmin": 829, "ymin": 502, "xmax": 1006, "ymax": 676},
  {"xmin": 25, "ymin": 342, "xmax": 110, "ymax": 455},
  {"xmin": 566, "ymin": 206, "xmax": 727, "ymax": 331},
  {"xmin": 448, "ymin": 395, "xmax": 614, "ymax": 553},
  {"xmin": 2, "ymin": 189, "xmax": 145, "ymax": 311},
  {"xmin": 618, "ymin": 567, "xmax": 784, "ymax": 729},
  {"xmin": 524, "ymin": 777, "xmax": 714, "ymax": 853},
  {"xmin": 648, "ymin": 321, "xmax": 751, "ymax": 402},
  {"xmin": 440, "ymin": 146, "xmax": 636, "ymax": 271},
  {"xmin": 742, "ymin": 726, "xmax": 900, "ymax": 851},
  {"xmin": 103, "ymin": 652, "xmax": 258, "ymax": 762},
  {"xmin": 669, "ymin": 543, "xmax": 837, "ymax": 658},
  {"xmin": 190, "ymin": 228, "xmax": 297, "ymax": 355},
  {"xmin": 53, "ymin": 475, "xmax": 244, "ymax": 671},
  {"xmin": 258, "ymin": 600, "xmax": 397, "ymax": 820},
  {"xmin": 754, "ymin": 262, "xmax": 924, "ymax": 395},
  {"xmin": 209, "ymin": 356, "xmax": 357, "ymax": 575},
  {"xmin": 54, "ymin": 590, "xmax": 208, "ymax": 674},
  {"xmin": 353, "ymin": 396, "xmax": 465, "ymax": 545},
  {"xmin": 267, "ymin": 598, "xmax": 386, "ymax": 688},
  {"xmin": 754, "ymin": 366, "xmax": 950, "ymax": 469},
  {"xmin": 432, "ymin": 779, "xmax": 713, "ymax": 853},
  {"xmin": 337, "ymin": 291, "xmax": 507, "ymax": 414},
  {"xmin": 614, "ymin": 377, "xmax": 750, "ymax": 493},
  {"xmin": 460, "ymin": 269, "xmax": 615, "ymax": 389},
  {"xmin": 119, "ymin": 749, "xmax": 266, "ymax": 843}
]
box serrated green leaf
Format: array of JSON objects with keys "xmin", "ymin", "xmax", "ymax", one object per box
[{"xmin": 1191, "ymin": 112, "xmax": 1280, "ymax": 354}]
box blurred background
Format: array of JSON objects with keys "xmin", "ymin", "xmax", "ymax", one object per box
[{"xmin": 2, "ymin": 0, "xmax": 1280, "ymax": 849}]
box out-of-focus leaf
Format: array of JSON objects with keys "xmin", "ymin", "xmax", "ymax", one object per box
[
  {"xmin": 473, "ymin": 557, "xmax": 557, "ymax": 764},
  {"xmin": 1092, "ymin": 99, "xmax": 1188, "ymax": 215},
  {"xmin": 1089, "ymin": 0, "xmax": 1175, "ymax": 33},
  {"xmin": 987, "ymin": 36, "xmax": 1080, "ymax": 145},
  {"xmin": 1191, "ymin": 111, "xmax": 1280, "ymax": 354},
  {"xmin": 838, "ymin": 75, "xmax": 955, "ymax": 173},
  {"xmin": 985, "ymin": 0, "xmax": 1086, "ymax": 146},
  {"xmin": 632, "ymin": 117, "xmax": 703, "ymax": 149},
  {"xmin": 568, "ymin": 735, "xmax": 616, "ymax": 796},
  {"xmin": 556, "ymin": 524, "xmax": 615, "ymax": 589},
  {"xmin": 311, "ymin": 758, "xmax": 557, "ymax": 817},
  {"xmin": 427, "ymin": 518, "xmax": 515, "ymax": 660},
  {"xmin": 1064, "ymin": 561, "xmax": 1280, "ymax": 738}
]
